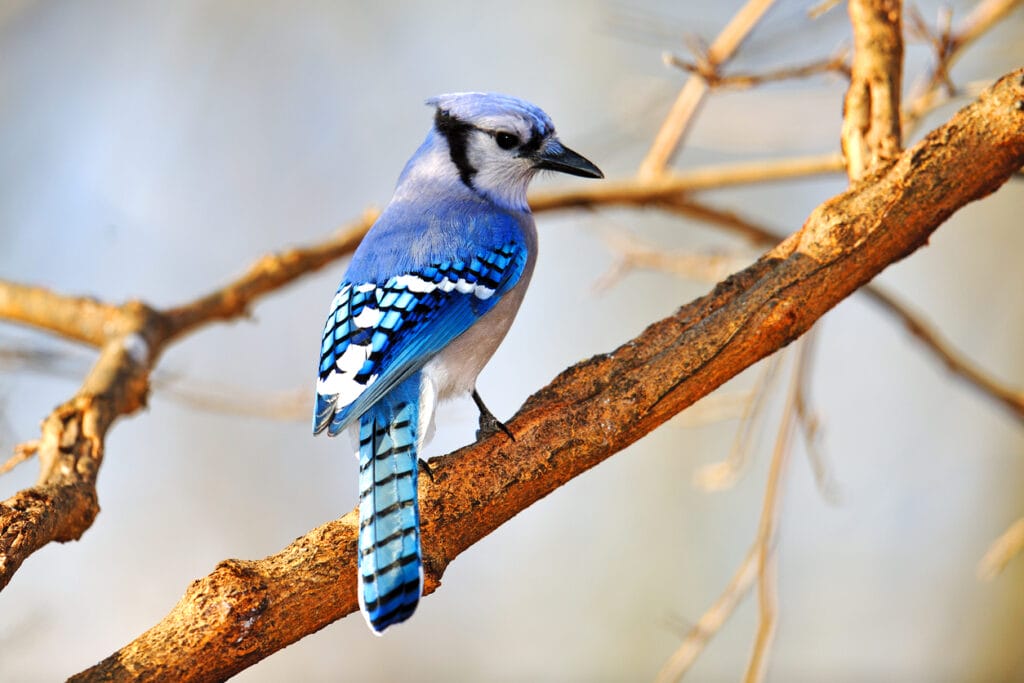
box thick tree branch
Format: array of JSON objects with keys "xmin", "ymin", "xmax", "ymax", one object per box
[
  {"xmin": 71, "ymin": 69, "xmax": 1024, "ymax": 682},
  {"xmin": 0, "ymin": 152, "xmax": 849, "ymax": 593},
  {"xmin": 655, "ymin": 199, "xmax": 1024, "ymax": 424},
  {"xmin": 842, "ymin": 0, "xmax": 903, "ymax": 179}
]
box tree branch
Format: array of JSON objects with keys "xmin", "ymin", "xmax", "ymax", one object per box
[
  {"xmin": 636, "ymin": 0, "xmax": 778, "ymax": 178},
  {"xmin": 903, "ymin": 0, "xmax": 1024, "ymax": 132},
  {"xmin": 652, "ymin": 199, "xmax": 1024, "ymax": 425},
  {"xmin": 70, "ymin": 69, "xmax": 1024, "ymax": 682},
  {"xmin": 842, "ymin": 0, "xmax": 904, "ymax": 179},
  {"xmin": 0, "ymin": 214, "xmax": 376, "ymax": 591}
]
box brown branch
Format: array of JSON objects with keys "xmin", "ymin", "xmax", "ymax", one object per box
[
  {"xmin": 0, "ymin": 214, "xmax": 376, "ymax": 591},
  {"xmin": 664, "ymin": 50, "xmax": 850, "ymax": 90},
  {"xmin": 70, "ymin": 69, "xmax": 1024, "ymax": 682},
  {"xmin": 0, "ymin": 280, "xmax": 125, "ymax": 348},
  {"xmin": 657, "ymin": 547, "xmax": 758, "ymax": 682},
  {"xmin": 903, "ymin": 0, "xmax": 1024, "ymax": 133},
  {"xmin": 0, "ymin": 301, "xmax": 163, "ymax": 590},
  {"xmin": 842, "ymin": 0, "xmax": 903, "ymax": 179},
  {"xmin": 744, "ymin": 335, "xmax": 814, "ymax": 682},
  {"xmin": 637, "ymin": 0, "xmax": 778, "ymax": 179},
  {"xmin": 164, "ymin": 211, "xmax": 377, "ymax": 340},
  {"xmin": 861, "ymin": 287, "xmax": 1024, "ymax": 421},
  {"xmin": 532, "ymin": 153, "xmax": 846, "ymax": 212},
  {"xmin": 656, "ymin": 199, "xmax": 1024, "ymax": 425},
  {"xmin": 977, "ymin": 517, "xmax": 1024, "ymax": 580},
  {"xmin": 0, "ymin": 440, "xmax": 38, "ymax": 476}
]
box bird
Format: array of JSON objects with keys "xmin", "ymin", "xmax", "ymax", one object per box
[{"xmin": 313, "ymin": 92, "xmax": 602, "ymax": 634}]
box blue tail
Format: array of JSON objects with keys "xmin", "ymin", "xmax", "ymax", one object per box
[{"xmin": 357, "ymin": 373, "xmax": 423, "ymax": 633}]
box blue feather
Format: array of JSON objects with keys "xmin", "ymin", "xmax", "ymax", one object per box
[
  {"xmin": 312, "ymin": 92, "xmax": 601, "ymax": 633},
  {"xmin": 314, "ymin": 238, "xmax": 528, "ymax": 437},
  {"xmin": 357, "ymin": 373, "xmax": 422, "ymax": 633}
]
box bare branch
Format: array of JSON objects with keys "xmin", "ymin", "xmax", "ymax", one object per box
[
  {"xmin": 0, "ymin": 280, "xmax": 125, "ymax": 348},
  {"xmin": 664, "ymin": 50, "xmax": 850, "ymax": 90},
  {"xmin": 863, "ymin": 287, "xmax": 1024, "ymax": 421},
  {"xmin": 744, "ymin": 336, "xmax": 814, "ymax": 682},
  {"xmin": 163, "ymin": 211, "xmax": 377, "ymax": 340},
  {"xmin": 903, "ymin": 0, "xmax": 1024, "ymax": 132},
  {"xmin": 0, "ymin": 440, "xmax": 38, "ymax": 476},
  {"xmin": 657, "ymin": 338, "xmax": 814, "ymax": 683},
  {"xmin": 842, "ymin": 0, "xmax": 904, "ymax": 179},
  {"xmin": 977, "ymin": 517, "xmax": 1024, "ymax": 580},
  {"xmin": 69, "ymin": 70, "xmax": 1024, "ymax": 682},
  {"xmin": 655, "ymin": 546, "xmax": 758, "ymax": 682},
  {"xmin": 0, "ymin": 214, "xmax": 377, "ymax": 591},
  {"xmin": 656, "ymin": 200, "xmax": 1024, "ymax": 426},
  {"xmin": 637, "ymin": 0, "xmax": 778, "ymax": 179},
  {"xmin": 532, "ymin": 153, "xmax": 846, "ymax": 213},
  {"xmin": 693, "ymin": 353, "xmax": 782, "ymax": 492}
]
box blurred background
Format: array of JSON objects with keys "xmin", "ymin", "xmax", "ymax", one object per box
[{"xmin": 1, "ymin": 1, "xmax": 1022, "ymax": 680}]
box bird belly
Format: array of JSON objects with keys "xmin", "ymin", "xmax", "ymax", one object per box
[{"xmin": 422, "ymin": 267, "xmax": 533, "ymax": 401}]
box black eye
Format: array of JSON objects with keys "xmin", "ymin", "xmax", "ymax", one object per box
[{"xmin": 495, "ymin": 132, "xmax": 520, "ymax": 150}]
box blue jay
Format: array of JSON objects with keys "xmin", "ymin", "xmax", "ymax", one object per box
[{"xmin": 313, "ymin": 92, "xmax": 602, "ymax": 634}]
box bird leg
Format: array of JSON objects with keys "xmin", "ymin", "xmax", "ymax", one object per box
[{"xmin": 472, "ymin": 389, "xmax": 515, "ymax": 442}]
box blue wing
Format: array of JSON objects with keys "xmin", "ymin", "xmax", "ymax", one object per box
[{"xmin": 313, "ymin": 240, "xmax": 527, "ymax": 436}]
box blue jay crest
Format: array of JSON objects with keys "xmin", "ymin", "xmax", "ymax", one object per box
[{"xmin": 313, "ymin": 92, "xmax": 602, "ymax": 633}]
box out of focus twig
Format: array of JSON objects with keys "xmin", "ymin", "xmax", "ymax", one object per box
[
  {"xmin": 977, "ymin": 517, "xmax": 1024, "ymax": 580},
  {"xmin": 656, "ymin": 338, "xmax": 815, "ymax": 683},
  {"xmin": 693, "ymin": 353, "xmax": 783, "ymax": 492},
  {"xmin": 637, "ymin": 0, "xmax": 778, "ymax": 178},
  {"xmin": 0, "ymin": 440, "xmax": 38, "ymax": 476},
  {"xmin": 744, "ymin": 335, "xmax": 814, "ymax": 683},
  {"xmin": 664, "ymin": 50, "xmax": 850, "ymax": 89},
  {"xmin": 655, "ymin": 546, "xmax": 759, "ymax": 682},
  {"xmin": 902, "ymin": 0, "xmax": 1024, "ymax": 133}
]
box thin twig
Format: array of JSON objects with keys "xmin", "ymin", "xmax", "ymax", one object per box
[
  {"xmin": 654, "ymin": 546, "xmax": 759, "ymax": 682},
  {"xmin": 664, "ymin": 50, "xmax": 850, "ymax": 90},
  {"xmin": 531, "ymin": 153, "xmax": 846, "ymax": 213},
  {"xmin": 657, "ymin": 339, "xmax": 815, "ymax": 683},
  {"xmin": 637, "ymin": 0, "xmax": 778, "ymax": 178},
  {"xmin": 656, "ymin": 199, "xmax": 1024, "ymax": 426},
  {"xmin": 793, "ymin": 353, "xmax": 838, "ymax": 503},
  {"xmin": 862, "ymin": 287, "xmax": 1024, "ymax": 423},
  {"xmin": 693, "ymin": 353, "xmax": 783, "ymax": 492},
  {"xmin": 744, "ymin": 335, "xmax": 814, "ymax": 683},
  {"xmin": 902, "ymin": 0, "xmax": 1024, "ymax": 133},
  {"xmin": 593, "ymin": 229, "xmax": 749, "ymax": 292},
  {"xmin": 977, "ymin": 517, "xmax": 1024, "ymax": 580},
  {"xmin": 0, "ymin": 440, "xmax": 38, "ymax": 476}
]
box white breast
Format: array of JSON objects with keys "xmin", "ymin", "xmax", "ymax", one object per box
[{"xmin": 417, "ymin": 241, "xmax": 537, "ymax": 445}]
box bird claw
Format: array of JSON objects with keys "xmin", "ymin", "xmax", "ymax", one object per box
[
  {"xmin": 416, "ymin": 458, "xmax": 436, "ymax": 484},
  {"xmin": 472, "ymin": 389, "xmax": 516, "ymax": 442}
]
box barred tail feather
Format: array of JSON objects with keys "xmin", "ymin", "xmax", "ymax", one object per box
[{"xmin": 356, "ymin": 374, "xmax": 423, "ymax": 634}]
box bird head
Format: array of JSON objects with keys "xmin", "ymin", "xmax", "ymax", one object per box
[{"xmin": 424, "ymin": 92, "xmax": 603, "ymax": 210}]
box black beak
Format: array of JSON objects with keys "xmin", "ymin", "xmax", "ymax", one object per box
[{"xmin": 534, "ymin": 140, "xmax": 604, "ymax": 179}]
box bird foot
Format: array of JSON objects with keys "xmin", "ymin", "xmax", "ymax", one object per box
[
  {"xmin": 472, "ymin": 389, "xmax": 515, "ymax": 442},
  {"xmin": 416, "ymin": 458, "xmax": 436, "ymax": 484}
]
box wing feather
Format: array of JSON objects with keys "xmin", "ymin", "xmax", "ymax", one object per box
[{"xmin": 313, "ymin": 241, "xmax": 527, "ymax": 435}]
